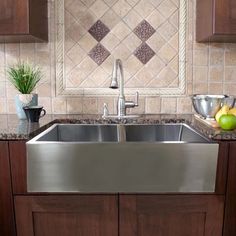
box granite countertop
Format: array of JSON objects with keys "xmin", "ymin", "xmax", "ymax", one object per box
[{"xmin": 0, "ymin": 114, "xmax": 235, "ymax": 141}]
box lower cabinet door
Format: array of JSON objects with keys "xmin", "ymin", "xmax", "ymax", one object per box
[
  {"xmin": 120, "ymin": 195, "xmax": 224, "ymax": 236},
  {"xmin": 0, "ymin": 142, "xmax": 15, "ymax": 236},
  {"xmin": 15, "ymin": 195, "xmax": 118, "ymax": 236}
]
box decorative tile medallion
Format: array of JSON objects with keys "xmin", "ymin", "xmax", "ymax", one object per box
[
  {"xmin": 88, "ymin": 20, "xmax": 110, "ymax": 42},
  {"xmin": 56, "ymin": 0, "xmax": 187, "ymax": 96},
  {"xmin": 133, "ymin": 20, "xmax": 156, "ymax": 41},
  {"xmin": 88, "ymin": 43, "xmax": 111, "ymax": 65},
  {"xmin": 134, "ymin": 43, "xmax": 155, "ymax": 64}
]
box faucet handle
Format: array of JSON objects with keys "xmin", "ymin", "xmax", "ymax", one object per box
[
  {"xmin": 125, "ymin": 92, "xmax": 139, "ymax": 109},
  {"xmin": 134, "ymin": 91, "xmax": 139, "ymax": 106}
]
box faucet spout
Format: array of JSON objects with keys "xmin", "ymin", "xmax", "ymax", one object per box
[
  {"xmin": 110, "ymin": 59, "xmax": 124, "ymax": 98},
  {"xmin": 106, "ymin": 59, "xmax": 139, "ymax": 118}
]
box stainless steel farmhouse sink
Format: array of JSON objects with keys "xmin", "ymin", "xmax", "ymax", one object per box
[
  {"xmin": 27, "ymin": 124, "xmax": 219, "ymax": 193},
  {"xmin": 37, "ymin": 124, "xmax": 119, "ymax": 142}
]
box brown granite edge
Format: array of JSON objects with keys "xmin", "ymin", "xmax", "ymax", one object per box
[{"xmin": 1, "ymin": 114, "xmax": 236, "ymax": 141}]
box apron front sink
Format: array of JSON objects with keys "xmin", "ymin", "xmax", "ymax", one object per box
[{"xmin": 27, "ymin": 124, "xmax": 219, "ymax": 193}]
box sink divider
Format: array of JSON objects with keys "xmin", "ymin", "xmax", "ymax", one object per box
[{"xmin": 117, "ymin": 125, "xmax": 126, "ymax": 142}]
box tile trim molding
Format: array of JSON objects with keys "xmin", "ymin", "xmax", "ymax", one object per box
[{"xmin": 56, "ymin": 0, "xmax": 187, "ymax": 96}]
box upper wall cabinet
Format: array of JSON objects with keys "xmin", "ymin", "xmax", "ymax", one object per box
[
  {"xmin": 196, "ymin": 0, "xmax": 236, "ymax": 42},
  {"xmin": 0, "ymin": 0, "xmax": 48, "ymax": 43}
]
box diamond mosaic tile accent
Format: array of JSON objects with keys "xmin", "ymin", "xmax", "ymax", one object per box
[
  {"xmin": 88, "ymin": 43, "xmax": 111, "ymax": 65},
  {"xmin": 134, "ymin": 43, "xmax": 155, "ymax": 64},
  {"xmin": 61, "ymin": 0, "xmax": 184, "ymax": 95},
  {"xmin": 88, "ymin": 20, "xmax": 110, "ymax": 42},
  {"xmin": 133, "ymin": 20, "xmax": 156, "ymax": 41}
]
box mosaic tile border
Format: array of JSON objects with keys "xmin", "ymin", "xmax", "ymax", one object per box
[{"xmin": 56, "ymin": 0, "xmax": 187, "ymax": 96}]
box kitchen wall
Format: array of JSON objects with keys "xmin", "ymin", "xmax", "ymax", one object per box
[{"xmin": 0, "ymin": 0, "xmax": 236, "ymax": 115}]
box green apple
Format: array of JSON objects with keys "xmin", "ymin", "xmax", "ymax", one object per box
[{"xmin": 219, "ymin": 114, "xmax": 236, "ymax": 130}]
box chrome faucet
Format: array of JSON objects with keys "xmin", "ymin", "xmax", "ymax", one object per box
[{"xmin": 103, "ymin": 59, "xmax": 139, "ymax": 119}]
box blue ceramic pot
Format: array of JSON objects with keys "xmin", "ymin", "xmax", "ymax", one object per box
[{"xmin": 15, "ymin": 94, "xmax": 38, "ymax": 119}]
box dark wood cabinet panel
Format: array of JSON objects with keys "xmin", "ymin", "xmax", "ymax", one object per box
[
  {"xmin": 196, "ymin": 0, "xmax": 236, "ymax": 42},
  {"xmin": 223, "ymin": 142, "xmax": 236, "ymax": 236},
  {"xmin": 215, "ymin": 142, "xmax": 229, "ymax": 194},
  {"xmin": 215, "ymin": 0, "xmax": 236, "ymax": 34},
  {"xmin": 0, "ymin": 0, "xmax": 48, "ymax": 43},
  {"xmin": 0, "ymin": 142, "xmax": 15, "ymax": 236},
  {"xmin": 0, "ymin": 0, "xmax": 28, "ymax": 34},
  {"xmin": 120, "ymin": 195, "xmax": 224, "ymax": 236},
  {"xmin": 15, "ymin": 195, "xmax": 118, "ymax": 236},
  {"xmin": 9, "ymin": 141, "xmax": 27, "ymax": 194}
]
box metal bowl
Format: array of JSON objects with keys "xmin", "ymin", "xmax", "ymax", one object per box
[{"xmin": 191, "ymin": 94, "xmax": 235, "ymax": 119}]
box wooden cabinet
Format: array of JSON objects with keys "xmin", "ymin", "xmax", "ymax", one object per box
[
  {"xmin": 196, "ymin": 0, "xmax": 236, "ymax": 42},
  {"xmin": 15, "ymin": 195, "xmax": 118, "ymax": 236},
  {"xmin": 223, "ymin": 142, "xmax": 236, "ymax": 236},
  {"xmin": 0, "ymin": 0, "xmax": 48, "ymax": 43},
  {"xmin": 0, "ymin": 142, "xmax": 15, "ymax": 236},
  {"xmin": 14, "ymin": 194, "xmax": 225, "ymax": 236},
  {"xmin": 9, "ymin": 141, "xmax": 27, "ymax": 194},
  {"xmin": 120, "ymin": 195, "xmax": 224, "ymax": 236}
]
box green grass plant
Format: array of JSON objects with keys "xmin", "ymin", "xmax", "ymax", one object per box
[{"xmin": 7, "ymin": 62, "xmax": 42, "ymax": 94}]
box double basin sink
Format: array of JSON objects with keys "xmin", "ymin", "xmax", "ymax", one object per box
[{"xmin": 27, "ymin": 123, "xmax": 219, "ymax": 193}]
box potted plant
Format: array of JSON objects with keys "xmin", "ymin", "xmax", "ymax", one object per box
[{"xmin": 7, "ymin": 62, "xmax": 42, "ymax": 119}]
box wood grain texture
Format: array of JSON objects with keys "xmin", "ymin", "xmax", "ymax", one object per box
[
  {"xmin": 0, "ymin": 0, "xmax": 48, "ymax": 42},
  {"xmin": 223, "ymin": 142, "xmax": 236, "ymax": 236},
  {"xmin": 0, "ymin": 0, "xmax": 28, "ymax": 34},
  {"xmin": 9, "ymin": 141, "xmax": 27, "ymax": 194},
  {"xmin": 15, "ymin": 195, "xmax": 118, "ymax": 236},
  {"xmin": 196, "ymin": 0, "xmax": 236, "ymax": 42},
  {"xmin": 0, "ymin": 142, "xmax": 16, "ymax": 236},
  {"xmin": 215, "ymin": 142, "xmax": 229, "ymax": 194},
  {"xmin": 29, "ymin": 0, "xmax": 48, "ymax": 41},
  {"xmin": 196, "ymin": 0, "xmax": 213, "ymax": 42},
  {"xmin": 215, "ymin": 0, "xmax": 236, "ymax": 34},
  {"xmin": 120, "ymin": 195, "xmax": 224, "ymax": 236}
]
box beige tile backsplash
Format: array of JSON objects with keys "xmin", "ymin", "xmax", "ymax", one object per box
[{"xmin": 0, "ymin": 0, "xmax": 236, "ymax": 115}]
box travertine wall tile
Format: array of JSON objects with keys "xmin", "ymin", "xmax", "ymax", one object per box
[
  {"xmin": 224, "ymin": 84, "xmax": 236, "ymax": 95},
  {"xmin": 6, "ymin": 99, "xmax": 16, "ymax": 114},
  {"xmin": 186, "ymin": 82, "xmax": 193, "ymax": 96},
  {"xmin": 161, "ymin": 97, "xmax": 177, "ymax": 114},
  {"xmin": 60, "ymin": 0, "xmax": 182, "ymax": 96},
  {"xmin": 0, "ymin": 82, "xmax": 6, "ymax": 98},
  {"xmin": 0, "ymin": 67, "xmax": 5, "ymax": 82},
  {"xmin": 145, "ymin": 97, "xmax": 161, "ymax": 114},
  {"xmin": 225, "ymin": 50, "xmax": 236, "ymax": 66},
  {"xmin": 0, "ymin": 98, "xmax": 6, "ymax": 114},
  {"xmin": 193, "ymin": 66, "xmax": 208, "ymax": 83},
  {"xmin": 112, "ymin": 0, "xmax": 131, "ymax": 18},
  {"xmin": 193, "ymin": 49, "xmax": 209, "ymax": 66},
  {"xmin": 193, "ymin": 83, "xmax": 208, "ymax": 94},
  {"xmin": 177, "ymin": 97, "xmax": 192, "ymax": 113},
  {"xmin": 82, "ymin": 97, "xmax": 98, "ymax": 114},
  {"xmin": 6, "ymin": 83, "xmax": 18, "ymax": 98},
  {"xmin": 52, "ymin": 98, "xmax": 67, "ymax": 114},
  {"xmin": 208, "ymin": 83, "xmax": 223, "ymax": 95},
  {"xmin": 67, "ymin": 98, "xmax": 83, "ymax": 114},
  {"xmin": 209, "ymin": 50, "xmax": 224, "ymax": 66},
  {"xmin": 0, "ymin": 0, "xmax": 236, "ymax": 116},
  {"xmin": 209, "ymin": 66, "xmax": 224, "ymax": 82},
  {"xmin": 36, "ymin": 83, "xmax": 52, "ymax": 97},
  {"xmin": 225, "ymin": 67, "xmax": 236, "ymax": 83},
  {"xmin": 38, "ymin": 97, "xmax": 52, "ymax": 114}
]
